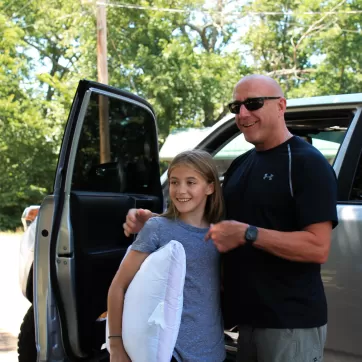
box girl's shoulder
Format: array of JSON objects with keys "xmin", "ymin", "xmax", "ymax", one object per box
[
  {"xmin": 132, "ymin": 217, "xmax": 175, "ymax": 252},
  {"xmin": 147, "ymin": 216, "xmax": 209, "ymax": 236},
  {"xmin": 145, "ymin": 216, "xmax": 176, "ymax": 229}
]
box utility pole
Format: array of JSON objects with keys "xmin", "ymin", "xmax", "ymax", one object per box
[{"xmin": 97, "ymin": 2, "xmax": 111, "ymax": 163}]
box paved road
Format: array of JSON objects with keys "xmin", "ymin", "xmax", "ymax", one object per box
[{"xmin": 0, "ymin": 233, "xmax": 31, "ymax": 362}]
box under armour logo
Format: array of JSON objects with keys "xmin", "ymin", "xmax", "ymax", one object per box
[{"xmin": 263, "ymin": 173, "xmax": 274, "ymax": 180}]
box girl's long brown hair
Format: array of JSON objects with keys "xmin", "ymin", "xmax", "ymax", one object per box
[{"xmin": 162, "ymin": 149, "xmax": 224, "ymax": 224}]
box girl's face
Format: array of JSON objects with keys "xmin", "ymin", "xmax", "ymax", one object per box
[{"xmin": 169, "ymin": 165, "xmax": 214, "ymax": 223}]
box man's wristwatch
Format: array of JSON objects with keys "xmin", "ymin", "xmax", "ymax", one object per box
[{"xmin": 245, "ymin": 225, "xmax": 258, "ymax": 245}]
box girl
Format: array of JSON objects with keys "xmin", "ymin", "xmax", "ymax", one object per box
[{"xmin": 107, "ymin": 149, "xmax": 225, "ymax": 362}]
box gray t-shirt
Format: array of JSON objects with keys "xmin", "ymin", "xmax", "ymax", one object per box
[{"xmin": 131, "ymin": 216, "xmax": 225, "ymax": 362}]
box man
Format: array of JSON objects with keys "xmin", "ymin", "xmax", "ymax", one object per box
[{"xmin": 123, "ymin": 75, "xmax": 338, "ymax": 362}]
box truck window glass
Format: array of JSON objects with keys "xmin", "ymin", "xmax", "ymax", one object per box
[
  {"xmin": 350, "ymin": 151, "xmax": 362, "ymax": 201},
  {"xmin": 71, "ymin": 93, "xmax": 159, "ymax": 194},
  {"xmin": 214, "ymin": 110, "xmax": 352, "ymax": 177}
]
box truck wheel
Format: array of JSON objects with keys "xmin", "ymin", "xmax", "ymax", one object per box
[{"xmin": 18, "ymin": 305, "xmax": 36, "ymax": 362}]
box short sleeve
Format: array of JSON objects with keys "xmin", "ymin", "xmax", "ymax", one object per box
[
  {"xmin": 293, "ymin": 151, "xmax": 338, "ymax": 230},
  {"xmin": 131, "ymin": 217, "xmax": 160, "ymax": 253}
]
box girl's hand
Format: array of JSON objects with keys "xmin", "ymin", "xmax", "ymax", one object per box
[
  {"xmin": 109, "ymin": 338, "xmax": 131, "ymax": 362},
  {"xmin": 110, "ymin": 348, "xmax": 131, "ymax": 362}
]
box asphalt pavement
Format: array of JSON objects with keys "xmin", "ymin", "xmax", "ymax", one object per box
[{"xmin": 0, "ymin": 233, "xmax": 31, "ymax": 362}]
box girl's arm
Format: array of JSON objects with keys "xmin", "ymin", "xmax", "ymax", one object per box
[{"xmin": 107, "ymin": 250, "xmax": 150, "ymax": 360}]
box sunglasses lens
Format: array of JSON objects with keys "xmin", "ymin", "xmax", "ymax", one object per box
[
  {"xmin": 229, "ymin": 98, "xmax": 265, "ymax": 113},
  {"xmin": 245, "ymin": 98, "xmax": 264, "ymax": 111},
  {"xmin": 229, "ymin": 102, "xmax": 241, "ymax": 114}
]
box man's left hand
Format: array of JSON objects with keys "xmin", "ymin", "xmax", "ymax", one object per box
[{"xmin": 205, "ymin": 221, "xmax": 247, "ymax": 253}]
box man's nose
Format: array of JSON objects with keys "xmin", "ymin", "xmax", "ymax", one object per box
[{"xmin": 238, "ymin": 104, "xmax": 251, "ymax": 117}]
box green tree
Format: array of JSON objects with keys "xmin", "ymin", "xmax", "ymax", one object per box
[
  {"xmin": 3, "ymin": 0, "xmax": 96, "ymax": 129},
  {"xmin": 1, "ymin": 0, "xmax": 250, "ymax": 229},
  {"xmin": 105, "ymin": 0, "xmax": 249, "ymax": 139},
  {"xmin": 311, "ymin": 0, "xmax": 362, "ymax": 96},
  {"xmin": 2, "ymin": 0, "xmax": 360, "ymax": 229},
  {"xmin": 239, "ymin": 0, "xmax": 362, "ymax": 97},
  {"xmin": 0, "ymin": 11, "xmax": 56, "ymax": 230}
]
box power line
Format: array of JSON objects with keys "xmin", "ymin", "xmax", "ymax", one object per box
[
  {"xmin": 97, "ymin": 1, "xmax": 362, "ymax": 15},
  {"xmin": 247, "ymin": 10, "xmax": 362, "ymax": 15},
  {"xmin": 96, "ymin": 1, "xmax": 185, "ymax": 13}
]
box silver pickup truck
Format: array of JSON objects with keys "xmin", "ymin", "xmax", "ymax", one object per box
[{"xmin": 18, "ymin": 80, "xmax": 362, "ymax": 361}]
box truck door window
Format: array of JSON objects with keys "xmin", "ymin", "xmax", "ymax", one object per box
[
  {"xmin": 299, "ymin": 131, "xmax": 345, "ymax": 165},
  {"xmin": 71, "ymin": 93, "xmax": 159, "ymax": 194},
  {"xmin": 350, "ymin": 151, "xmax": 362, "ymax": 201},
  {"xmin": 213, "ymin": 129, "xmax": 347, "ymax": 176}
]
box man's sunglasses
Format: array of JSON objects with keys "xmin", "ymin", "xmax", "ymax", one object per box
[{"xmin": 228, "ymin": 97, "xmax": 281, "ymax": 114}]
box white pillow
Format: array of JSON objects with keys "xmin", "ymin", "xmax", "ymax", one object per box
[{"xmin": 106, "ymin": 240, "xmax": 186, "ymax": 362}]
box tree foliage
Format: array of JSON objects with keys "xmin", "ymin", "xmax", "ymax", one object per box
[
  {"xmin": 0, "ymin": 11, "xmax": 56, "ymax": 229},
  {"xmin": 105, "ymin": 0, "xmax": 249, "ymax": 137},
  {"xmin": 240, "ymin": 0, "xmax": 362, "ymax": 96},
  {"xmin": 0, "ymin": 0, "xmax": 361, "ymax": 229}
]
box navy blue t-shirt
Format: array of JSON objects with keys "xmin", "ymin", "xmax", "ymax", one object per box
[{"xmin": 222, "ymin": 136, "xmax": 338, "ymax": 329}]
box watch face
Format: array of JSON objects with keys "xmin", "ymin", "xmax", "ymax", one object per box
[{"xmin": 246, "ymin": 226, "xmax": 258, "ymax": 242}]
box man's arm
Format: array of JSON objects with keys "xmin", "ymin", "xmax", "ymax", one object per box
[
  {"xmin": 206, "ymin": 220, "xmax": 332, "ymax": 264},
  {"xmin": 208, "ymin": 147, "xmax": 338, "ymax": 263},
  {"xmin": 254, "ymin": 221, "xmax": 332, "ymax": 263}
]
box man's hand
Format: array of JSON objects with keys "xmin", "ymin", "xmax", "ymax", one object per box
[
  {"xmin": 205, "ymin": 220, "xmax": 247, "ymax": 253},
  {"xmin": 123, "ymin": 208, "xmax": 153, "ymax": 237}
]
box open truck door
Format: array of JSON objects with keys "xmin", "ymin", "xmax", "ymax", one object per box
[{"xmin": 33, "ymin": 80, "xmax": 163, "ymax": 361}]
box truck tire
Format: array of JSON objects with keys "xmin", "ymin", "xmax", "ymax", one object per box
[{"xmin": 18, "ymin": 305, "xmax": 36, "ymax": 362}]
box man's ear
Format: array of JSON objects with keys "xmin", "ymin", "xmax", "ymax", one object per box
[
  {"xmin": 206, "ymin": 182, "xmax": 215, "ymax": 195},
  {"xmin": 278, "ymin": 97, "xmax": 287, "ymax": 114}
]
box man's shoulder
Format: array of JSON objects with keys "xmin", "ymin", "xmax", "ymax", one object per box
[
  {"xmin": 290, "ymin": 137, "xmax": 337, "ymax": 189},
  {"xmin": 290, "ymin": 136, "xmax": 331, "ymax": 166},
  {"xmin": 224, "ymin": 149, "xmax": 255, "ymax": 175},
  {"xmin": 222, "ymin": 149, "xmax": 255, "ymax": 188}
]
